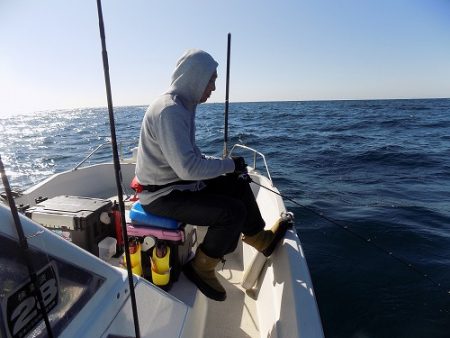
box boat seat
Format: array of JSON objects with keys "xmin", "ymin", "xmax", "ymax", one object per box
[{"xmin": 129, "ymin": 201, "xmax": 182, "ymax": 230}]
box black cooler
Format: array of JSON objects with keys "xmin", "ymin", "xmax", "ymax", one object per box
[{"xmin": 26, "ymin": 195, "xmax": 113, "ymax": 256}]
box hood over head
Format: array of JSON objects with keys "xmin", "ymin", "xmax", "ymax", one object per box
[{"xmin": 168, "ymin": 49, "xmax": 218, "ymax": 111}]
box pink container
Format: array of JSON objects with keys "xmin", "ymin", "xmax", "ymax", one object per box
[{"xmin": 126, "ymin": 223, "xmax": 184, "ymax": 242}]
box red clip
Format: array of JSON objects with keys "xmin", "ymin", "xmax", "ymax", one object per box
[{"xmin": 130, "ymin": 176, "xmax": 143, "ymax": 193}]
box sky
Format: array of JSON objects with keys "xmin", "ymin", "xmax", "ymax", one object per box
[{"xmin": 1, "ymin": 0, "xmax": 450, "ymax": 116}]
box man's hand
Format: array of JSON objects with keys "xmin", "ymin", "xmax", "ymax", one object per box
[{"xmin": 232, "ymin": 156, "xmax": 247, "ymax": 175}]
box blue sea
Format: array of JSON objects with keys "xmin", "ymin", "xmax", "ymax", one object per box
[{"xmin": 1, "ymin": 99, "xmax": 450, "ymax": 338}]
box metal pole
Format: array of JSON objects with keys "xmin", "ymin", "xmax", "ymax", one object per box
[
  {"xmin": 223, "ymin": 33, "xmax": 231, "ymax": 158},
  {"xmin": 95, "ymin": 1, "xmax": 141, "ymax": 337}
]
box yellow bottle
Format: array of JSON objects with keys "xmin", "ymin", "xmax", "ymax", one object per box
[
  {"xmin": 151, "ymin": 244, "xmax": 171, "ymax": 286},
  {"xmin": 123, "ymin": 239, "xmax": 142, "ymax": 276}
]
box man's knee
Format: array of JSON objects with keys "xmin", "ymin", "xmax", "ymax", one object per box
[{"xmin": 223, "ymin": 200, "xmax": 247, "ymax": 231}]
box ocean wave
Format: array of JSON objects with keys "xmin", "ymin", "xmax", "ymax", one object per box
[
  {"xmin": 396, "ymin": 104, "xmax": 432, "ymax": 111},
  {"xmin": 349, "ymin": 146, "xmax": 439, "ymax": 168}
]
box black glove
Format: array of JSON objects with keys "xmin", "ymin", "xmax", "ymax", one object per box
[{"xmin": 232, "ymin": 156, "xmax": 247, "ymax": 175}]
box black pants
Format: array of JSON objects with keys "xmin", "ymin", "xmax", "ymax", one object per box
[{"xmin": 143, "ymin": 175, "xmax": 265, "ymax": 258}]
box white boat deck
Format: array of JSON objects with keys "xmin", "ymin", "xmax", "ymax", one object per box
[
  {"xmin": 204, "ymin": 246, "xmax": 260, "ymax": 337},
  {"xmin": 169, "ymin": 228, "xmax": 260, "ymax": 338}
]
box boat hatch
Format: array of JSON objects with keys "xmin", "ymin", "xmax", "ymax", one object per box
[{"xmin": 0, "ymin": 233, "xmax": 105, "ymax": 338}]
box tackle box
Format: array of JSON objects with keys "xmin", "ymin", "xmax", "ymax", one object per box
[{"xmin": 26, "ymin": 195, "xmax": 114, "ymax": 256}]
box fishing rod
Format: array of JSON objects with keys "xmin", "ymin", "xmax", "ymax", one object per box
[
  {"xmin": 244, "ymin": 174, "xmax": 449, "ymax": 297},
  {"xmin": 223, "ymin": 33, "xmax": 231, "ymax": 158},
  {"xmin": 95, "ymin": 1, "xmax": 141, "ymax": 337},
  {"xmin": 0, "ymin": 155, "xmax": 55, "ymax": 338}
]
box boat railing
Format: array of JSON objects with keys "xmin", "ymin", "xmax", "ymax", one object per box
[
  {"xmin": 73, "ymin": 141, "xmax": 137, "ymax": 170},
  {"xmin": 73, "ymin": 142, "xmax": 110, "ymax": 170},
  {"xmin": 73, "ymin": 142, "xmax": 271, "ymax": 182},
  {"xmin": 229, "ymin": 144, "xmax": 272, "ymax": 183}
]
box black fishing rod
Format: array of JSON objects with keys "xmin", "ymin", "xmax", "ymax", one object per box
[
  {"xmin": 223, "ymin": 33, "xmax": 231, "ymax": 158},
  {"xmin": 0, "ymin": 155, "xmax": 55, "ymax": 338},
  {"xmin": 95, "ymin": 1, "xmax": 141, "ymax": 337},
  {"xmin": 246, "ymin": 175, "xmax": 449, "ymax": 297}
]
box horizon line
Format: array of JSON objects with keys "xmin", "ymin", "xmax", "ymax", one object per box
[{"xmin": 1, "ymin": 96, "xmax": 449, "ymax": 117}]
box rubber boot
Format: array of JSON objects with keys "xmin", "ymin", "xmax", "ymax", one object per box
[
  {"xmin": 183, "ymin": 247, "xmax": 226, "ymax": 301},
  {"xmin": 242, "ymin": 217, "xmax": 292, "ymax": 257}
]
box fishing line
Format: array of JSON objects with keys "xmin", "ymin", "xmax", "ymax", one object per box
[{"xmin": 247, "ymin": 175, "xmax": 450, "ymax": 298}]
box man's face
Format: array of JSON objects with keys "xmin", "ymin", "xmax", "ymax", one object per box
[{"xmin": 199, "ymin": 71, "xmax": 217, "ymax": 103}]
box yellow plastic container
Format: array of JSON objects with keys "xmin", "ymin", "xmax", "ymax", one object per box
[
  {"xmin": 123, "ymin": 242, "xmax": 142, "ymax": 276},
  {"xmin": 131, "ymin": 262, "xmax": 143, "ymax": 277},
  {"xmin": 151, "ymin": 246, "xmax": 171, "ymax": 286}
]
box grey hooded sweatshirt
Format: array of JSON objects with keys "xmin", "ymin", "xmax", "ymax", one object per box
[{"xmin": 135, "ymin": 49, "xmax": 235, "ymax": 205}]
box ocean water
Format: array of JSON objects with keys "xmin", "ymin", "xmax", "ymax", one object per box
[{"xmin": 1, "ymin": 99, "xmax": 450, "ymax": 337}]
